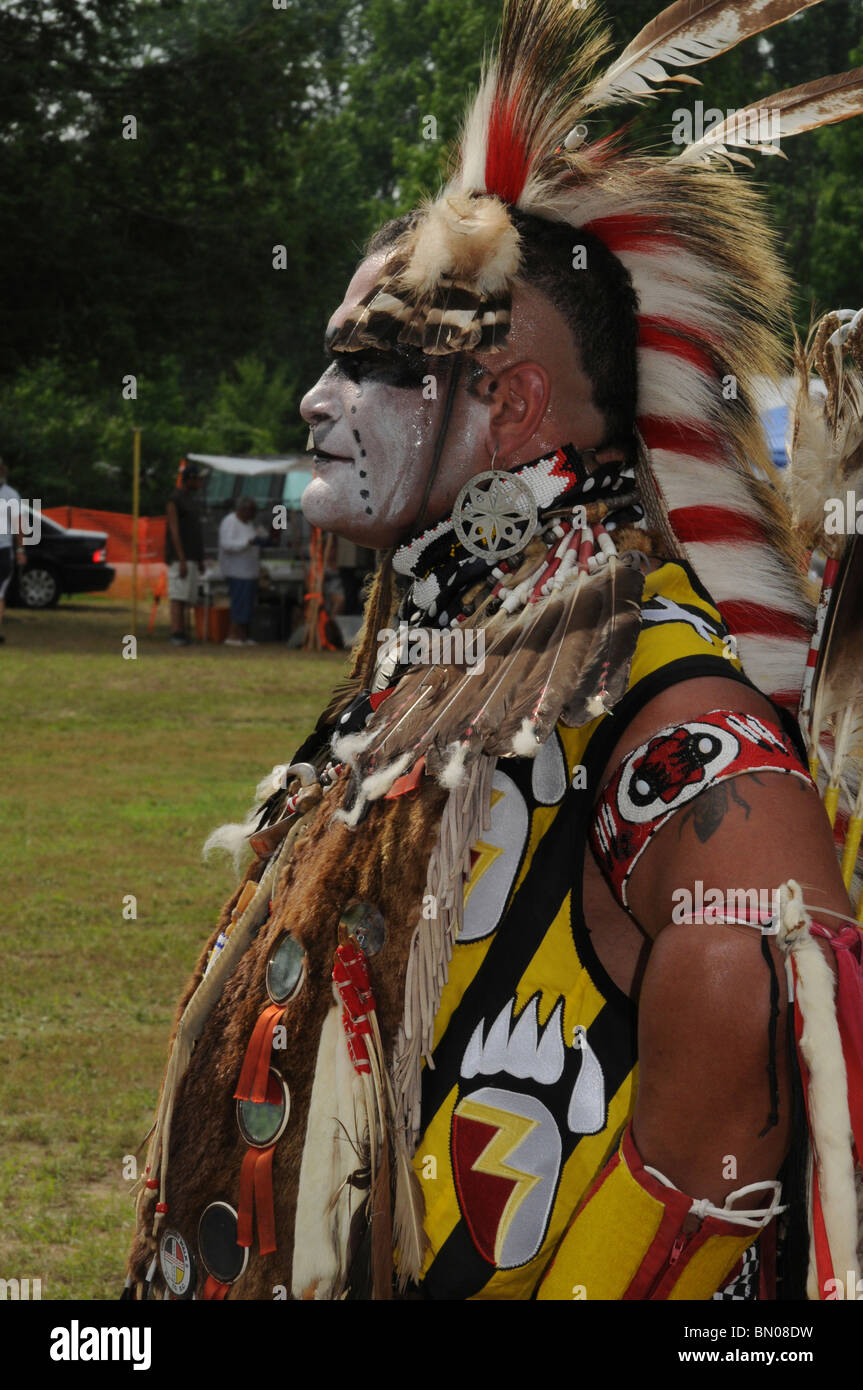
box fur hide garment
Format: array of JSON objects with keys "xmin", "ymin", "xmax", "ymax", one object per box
[{"xmin": 128, "ymin": 775, "xmax": 447, "ymax": 1299}]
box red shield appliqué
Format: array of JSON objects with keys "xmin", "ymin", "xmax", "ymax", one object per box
[{"xmin": 451, "ymin": 1086, "xmax": 561, "ymax": 1269}]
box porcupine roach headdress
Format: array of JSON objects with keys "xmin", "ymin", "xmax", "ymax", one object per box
[
  {"xmin": 128, "ymin": 0, "xmax": 863, "ymax": 1303},
  {"xmin": 332, "ymin": 0, "xmax": 863, "ymax": 723}
]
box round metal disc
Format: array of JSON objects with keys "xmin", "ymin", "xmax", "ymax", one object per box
[
  {"xmin": 236, "ymin": 1067, "xmax": 291, "ymax": 1148},
  {"xmin": 265, "ymin": 932, "xmax": 305, "ymax": 1005},
  {"xmin": 338, "ymin": 901, "xmax": 387, "ymax": 956},
  {"xmin": 197, "ymin": 1202, "xmax": 249, "ymax": 1285},
  {"xmin": 453, "ymin": 470, "xmax": 538, "ymax": 561},
  {"xmin": 158, "ymin": 1229, "xmax": 196, "ymax": 1299}
]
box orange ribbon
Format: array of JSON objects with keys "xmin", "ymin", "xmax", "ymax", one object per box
[
  {"xmin": 202, "ymin": 1274, "xmax": 231, "ymax": 1300},
  {"xmin": 234, "ymin": 1003, "xmax": 284, "ymax": 1102},
  {"xmin": 237, "ymin": 1144, "xmax": 278, "ymax": 1256}
]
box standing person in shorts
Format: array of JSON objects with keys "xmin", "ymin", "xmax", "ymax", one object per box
[
  {"xmin": 0, "ymin": 458, "xmax": 26, "ymax": 644},
  {"xmin": 218, "ymin": 496, "xmax": 264, "ymax": 647},
  {"xmin": 165, "ymin": 460, "xmax": 205, "ymax": 647}
]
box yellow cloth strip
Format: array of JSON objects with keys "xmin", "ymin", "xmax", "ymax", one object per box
[
  {"xmin": 841, "ymin": 815, "xmax": 863, "ymax": 891},
  {"xmin": 808, "ymin": 755, "xmax": 820, "ymax": 782},
  {"xmin": 668, "ymin": 1231, "xmax": 756, "ymax": 1301},
  {"xmin": 536, "ymin": 1135, "xmax": 755, "ymax": 1301},
  {"xmin": 537, "ymin": 1152, "xmax": 664, "ymax": 1300}
]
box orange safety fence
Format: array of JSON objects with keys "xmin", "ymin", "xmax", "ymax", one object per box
[{"xmin": 43, "ymin": 508, "xmax": 167, "ymax": 600}]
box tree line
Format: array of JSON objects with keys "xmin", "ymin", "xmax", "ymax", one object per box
[{"xmin": 0, "ymin": 0, "xmax": 860, "ymax": 513}]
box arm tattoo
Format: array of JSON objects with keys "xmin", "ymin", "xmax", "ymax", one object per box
[{"xmin": 677, "ymin": 776, "xmax": 756, "ymax": 845}]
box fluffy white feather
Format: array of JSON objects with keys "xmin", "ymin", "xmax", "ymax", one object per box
[
  {"xmin": 684, "ymin": 540, "xmax": 811, "ymax": 620},
  {"xmin": 291, "ymin": 1006, "xmax": 367, "ymax": 1299},
  {"xmin": 653, "ymin": 451, "xmax": 764, "ymax": 517},
  {"xmin": 778, "ymin": 880, "xmax": 861, "ymax": 1295},
  {"xmin": 512, "ymin": 717, "xmax": 541, "ymax": 758},
  {"xmin": 439, "ymin": 740, "xmax": 470, "ymax": 789},
  {"xmin": 400, "ymin": 195, "xmax": 521, "ymax": 295},
  {"xmin": 202, "ymin": 818, "xmax": 258, "ymax": 871},
  {"xmin": 637, "ymin": 347, "xmax": 721, "ymax": 423}
]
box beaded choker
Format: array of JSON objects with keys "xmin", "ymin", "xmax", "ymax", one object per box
[{"xmin": 392, "ymin": 443, "xmax": 642, "ymax": 625}]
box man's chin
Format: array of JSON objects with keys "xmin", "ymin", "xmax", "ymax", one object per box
[{"xmin": 301, "ymin": 486, "xmax": 396, "ymax": 548}]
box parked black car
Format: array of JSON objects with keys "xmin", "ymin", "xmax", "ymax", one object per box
[{"xmin": 8, "ymin": 507, "xmax": 115, "ymax": 608}]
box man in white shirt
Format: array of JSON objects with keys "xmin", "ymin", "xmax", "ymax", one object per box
[
  {"xmin": 218, "ymin": 496, "xmax": 264, "ymax": 646},
  {"xmin": 0, "ymin": 459, "xmax": 26, "ymax": 643}
]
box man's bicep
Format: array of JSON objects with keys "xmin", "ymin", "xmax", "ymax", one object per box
[
  {"xmin": 627, "ymin": 770, "xmax": 853, "ymax": 939},
  {"xmin": 625, "ymin": 768, "xmax": 851, "ymax": 1207},
  {"xmin": 632, "ymin": 920, "xmax": 791, "ymax": 1205}
]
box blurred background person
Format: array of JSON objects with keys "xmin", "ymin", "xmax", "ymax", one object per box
[
  {"xmin": 165, "ymin": 460, "xmax": 204, "ymax": 647},
  {"xmin": 0, "ymin": 458, "xmax": 26, "ymax": 644},
  {"xmin": 218, "ymin": 495, "xmax": 264, "ymax": 646}
]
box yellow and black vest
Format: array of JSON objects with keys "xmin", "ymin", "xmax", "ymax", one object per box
[{"xmin": 413, "ymin": 560, "xmax": 769, "ymax": 1299}]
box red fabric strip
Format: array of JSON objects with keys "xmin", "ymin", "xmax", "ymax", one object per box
[
  {"xmin": 759, "ymin": 1217, "xmax": 777, "ymax": 1301},
  {"xmin": 669, "ymin": 506, "xmax": 768, "ymax": 547},
  {"xmin": 582, "ymin": 213, "xmax": 676, "ymax": 254},
  {"xmin": 716, "ymin": 600, "xmax": 809, "ymax": 643},
  {"xmin": 771, "ymin": 689, "xmax": 801, "ymax": 713},
  {"xmin": 368, "ymin": 688, "xmax": 395, "ymax": 711},
  {"xmin": 637, "ymin": 418, "xmax": 724, "ymax": 460},
  {"xmin": 639, "ymin": 314, "xmax": 723, "ymax": 350},
  {"xmin": 638, "ymin": 322, "xmax": 716, "ymax": 376}
]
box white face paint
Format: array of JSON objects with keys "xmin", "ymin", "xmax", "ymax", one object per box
[
  {"xmin": 299, "ymin": 252, "xmax": 610, "ymax": 547},
  {"xmin": 300, "ymin": 255, "xmax": 489, "ymax": 547}
]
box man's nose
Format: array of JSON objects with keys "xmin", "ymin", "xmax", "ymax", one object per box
[{"xmin": 300, "ymin": 366, "xmax": 340, "ymax": 426}]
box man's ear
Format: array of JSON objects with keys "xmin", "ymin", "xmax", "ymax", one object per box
[{"xmin": 483, "ymin": 361, "xmax": 550, "ymax": 458}]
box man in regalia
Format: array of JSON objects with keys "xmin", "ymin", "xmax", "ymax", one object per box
[{"xmin": 127, "ymin": 0, "xmax": 863, "ymax": 1301}]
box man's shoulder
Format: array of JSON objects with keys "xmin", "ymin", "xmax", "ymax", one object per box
[{"xmin": 593, "ymin": 558, "xmax": 775, "ymax": 785}]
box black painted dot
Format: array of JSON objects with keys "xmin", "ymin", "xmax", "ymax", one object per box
[
  {"xmin": 352, "ymin": 430, "xmax": 361, "ymax": 443},
  {"xmin": 365, "ymin": 506, "xmax": 373, "ymax": 515},
  {"xmin": 351, "ymin": 406, "xmax": 357, "ymax": 414},
  {"xmin": 360, "ymin": 450, "xmax": 366, "ymax": 458},
  {"xmin": 359, "ymin": 489, "xmax": 369, "ymax": 499},
  {"xmin": 359, "ymin": 470, "xmax": 366, "ymax": 478}
]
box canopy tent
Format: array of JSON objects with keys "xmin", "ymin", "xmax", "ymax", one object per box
[
  {"xmin": 188, "ymin": 454, "xmax": 312, "ymax": 509},
  {"xmin": 187, "ymin": 453, "xmax": 307, "ymax": 475}
]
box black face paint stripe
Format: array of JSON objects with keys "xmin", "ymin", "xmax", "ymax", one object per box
[{"xmin": 412, "ymin": 354, "xmax": 463, "ymax": 537}]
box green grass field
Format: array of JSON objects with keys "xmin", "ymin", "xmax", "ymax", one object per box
[{"xmin": 0, "ymin": 598, "xmax": 344, "ymax": 1299}]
